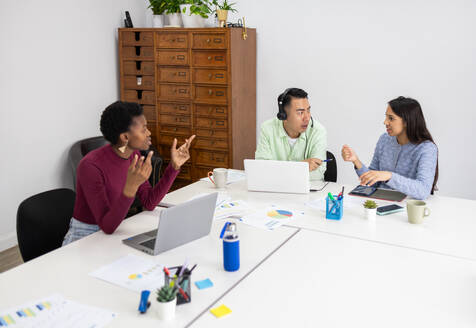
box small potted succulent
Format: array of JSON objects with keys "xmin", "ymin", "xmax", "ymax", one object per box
[
  {"xmin": 363, "ymin": 200, "xmax": 378, "ymax": 221},
  {"xmin": 156, "ymin": 284, "xmax": 178, "ymax": 320},
  {"xmin": 212, "ymin": 0, "xmax": 237, "ymax": 27},
  {"xmin": 148, "ymin": 0, "xmax": 167, "ymax": 27}
]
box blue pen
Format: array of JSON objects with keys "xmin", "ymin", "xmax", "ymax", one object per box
[{"xmin": 322, "ymin": 158, "xmax": 334, "ymax": 163}]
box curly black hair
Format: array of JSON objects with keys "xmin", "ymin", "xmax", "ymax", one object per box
[{"xmin": 100, "ymin": 101, "xmax": 143, "ymax": 144}]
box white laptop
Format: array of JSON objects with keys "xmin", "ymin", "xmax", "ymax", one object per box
[
  {"xmin": 244, "ymin": 159, "xmax": 310, "ymax": 194},
  {"xmin": 122, "ymin": 193, "xmax": 218, "ymax": 255}
]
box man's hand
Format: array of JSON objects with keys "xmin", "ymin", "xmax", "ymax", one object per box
[
  {"xmin": 170, "ymin": 135, "xmax": 196, "ymax": 170},
  {"xmin": 302, "ymin": 158, "xmax": 322, "ymax": 172},
  {"xmin": 123, "ymin": 151, "xmax": 154, "ymax": 198},
  {"xmin": 360, "ymin": 170, "xmax": 392, "ymax": 186}
]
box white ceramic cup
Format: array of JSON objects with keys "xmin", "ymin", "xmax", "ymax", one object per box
[{"xmin": 208, "ymin": 168, "xmax": 227, "ymax": 188}]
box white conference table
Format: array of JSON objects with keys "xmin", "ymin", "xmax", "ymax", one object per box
[
  {"xmin": 0, "ymin": 207, "xmax": 298, "ymax": 327},
  {"xmin": 163, "ymin": 178, "xmax": 476, "ymax": 261},
  {"xmin": 192, "ymin": 229, "xmax": 476, "ymax": 328}
]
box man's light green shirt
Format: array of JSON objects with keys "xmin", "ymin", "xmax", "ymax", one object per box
[{"xmin": 255, "ymin": 118, "xmax": 327, "ymax": 181}]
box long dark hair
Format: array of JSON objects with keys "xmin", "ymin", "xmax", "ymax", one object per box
[{"xmin": 388, "ymin": 96, "xmax": 438, "ymax": 194}]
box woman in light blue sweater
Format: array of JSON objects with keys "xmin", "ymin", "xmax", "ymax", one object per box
[{"xmin": 342, "ymin": 96, "xmax": 438, "ymax": 200}]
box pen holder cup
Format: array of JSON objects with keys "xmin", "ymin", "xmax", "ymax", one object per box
[
  {"xmin": 326, "ymin": 196, "xmax": 343, "ymax": 220},
  {"xmin": 164, "ymin": 266, "xmax": 192, "ymax": 305}
]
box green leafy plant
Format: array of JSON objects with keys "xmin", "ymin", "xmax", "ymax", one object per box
[
  {"xmin": 165, "ymin": 0, "xmax": 184, "ymax": 14},
  {"xmin": 148, "ymin": 0, "xmax": 168, "ymax": 15},
  {"xmin": 157, "ymin": 284, "xmax": 178, "ymax": 303},
  {"xmin": 212, "ymin": 0, "xmax": 237, "ymax": 13},
  {"xmin": 363, "ymin": 200, "xmax": 378, "ymax": 209},
  {"xmin": 181, "ymin": 0, "xmax": 213, "ymax": 18}
]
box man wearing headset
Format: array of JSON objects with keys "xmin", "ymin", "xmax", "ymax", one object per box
[{"xmin": 255, "ymin": 88, "xmax": 327, "ymax": 180}]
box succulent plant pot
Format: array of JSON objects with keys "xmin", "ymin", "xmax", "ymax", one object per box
[
  {"xmin": 156, "ymin": 297, "xmax": 176, "ymax": 321},
  {"xmin": 365, "ymin": 207, "xmax": 377, "ymax": 221}
]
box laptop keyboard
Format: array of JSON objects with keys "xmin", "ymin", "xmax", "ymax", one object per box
[
  {"xmin": 140, "ymin": 238, "xmax": 156, "ymax": 249},
  {"xmin": 145, "ymin": 229, "xmax": 158, "ymax": 237}
]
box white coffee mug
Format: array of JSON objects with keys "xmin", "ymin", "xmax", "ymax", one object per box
[
  {"xmin": 406, "ymin": 200, "xmax": 431, "ymax": 224},
  {"xmin": 208, "ymin": 168, "xmax": 227, "ymax": 188}
]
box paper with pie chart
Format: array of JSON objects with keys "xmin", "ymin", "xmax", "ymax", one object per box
[
  {"xmin": 241, "ymin": 206, "xmax": 302, "ymax": 230},
  {"xmin": 89, "ymin": 254, "xmax": 164, "ymax": 292}
]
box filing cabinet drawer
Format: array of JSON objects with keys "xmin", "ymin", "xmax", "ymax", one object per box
[
  {"xmin": 157, "ymin": 50, "xmax": 189, "ymax": 66},
  {"xmin": 159, "ymin": 145, "xmax": 171, "ymax": 160},
  {"xmin": 192, "ymin": 33, "xmax": 227, "ymax": 49},
  {"xmin": 195, "ymin": 150, "xmax": 228, "ymax": 166},
  {"xmin": 159, "ymin": 102, "xmax": 191, "ymax": 115},
  {"xmin": 176, "ymin": 163, "xmax": 192, "ymax": 180},
  {"xmin": 194, "ymin": 104, "xmax": 227, "ymax": 118},
  {"xmin": 158, "ymin": 134, "xmax": 176, "ymax": 146},
  {"xmin": 195, "ymin": 128, "xmax": 228, "ymax": 138},
  {"xmin": 158, "ymin": 83, "xmax": 191, "ymax": 100},
  {"xmin": 195, "ymin": 117, "xmax": 228, "ymax": 129},
  {"xmin": 124, "ymin": 76, "xmax": 154, "ymax": 90},
  {"xmin": 193, "ymin": 69, "xmax": 227, "ymax": 84},
  {"xmin": 123, "ymin": 61, "xmax": 155, "ymax": 75},
  {"xmin": 194, "ymin": 137, "xmax": 228, "ymax": 150},
  {"xmin": 192, "ymin": 51, "xmax": 227, "ymax": 67},
  {"xmin": 160, "ymin": 114, "xmax": 191, "ymax": 126},
  {"xmin": 123, "ymin": 90, "xmax": 155, "ymax": 105},
  {"xmin": 148, "ymin": 122, "xmax": 157, "ymax": 138},
  {"xmin": 122, "ymin": 46, "xmax": 154, "ymax": 59},
  {"xmin": 122, "ymin": 31, "xmax": 154, "ymax": 45},
  {"xmin": 158, "ymin": 67, "xmax": 190, "ymax": 83},
  {"xmin": 195, "ymin": 86, "xmax": 227, "ymax": 102},
  {"xmin": 142, "ymin": 105, "xmax": 156, "ymax": 122},
  {"xmin": 160, "ymin": 125, "xmax": 192, "ymax": 136},
  {"xmin": 157, "ymin": 33, "xmax": 189, "ymax": 48}
]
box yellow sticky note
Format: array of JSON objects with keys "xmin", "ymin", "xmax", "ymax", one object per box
[{"xmin": 210, "ymin": 304, "xmax": 232, "ymax": 318}]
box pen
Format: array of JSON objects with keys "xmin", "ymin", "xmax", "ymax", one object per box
[
  {"xmin": 322, "ymin": 158, "xmax": 334, "ymax": 163},
  {"xmin": 178, "ymin": 258, "xmax": 188, "ymax": 279},
  {"xmin": 189, "ymin": 264, "xmax": 197, "ymax": 273}
]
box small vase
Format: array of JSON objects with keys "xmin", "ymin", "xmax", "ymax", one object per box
[
  {"xmin": 166, "ymin": 13, "xmax": 183, "ymax": 27},
  {"xmin": 152, "ymin": 15, "xmax": 164, "ymax": 28},
  {"xmin": 216, "ymin": 9, "xmax": 228, "ymax": 27},
  {"xmin": 180, "ymin": 4, "xmax": 207, "ymax": 28},
  {"xmin": 156, "ymin": 298, "xmax": 176, "ymax": 321},
  {"xmin": 365, "ymin": 207, "xmax": 377, "ymax": 221}
]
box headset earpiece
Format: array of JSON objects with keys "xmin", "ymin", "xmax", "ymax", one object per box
[{"xmin": 277, "ymin": 88, "xmax": 291, "ymax": 121}]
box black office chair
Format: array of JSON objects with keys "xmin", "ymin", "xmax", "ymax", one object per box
[
  {"xmin": 324, "ymin": 151, "xmax": 337, "ymax": 182},
  {"xmin": 16, "ymin": 188, "xmax": 75, "ymax": 262}
]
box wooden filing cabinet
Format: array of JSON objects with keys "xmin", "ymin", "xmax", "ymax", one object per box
[{"xmin": 118, "ymin": 28, "xmax": 256, "ymax": 185}]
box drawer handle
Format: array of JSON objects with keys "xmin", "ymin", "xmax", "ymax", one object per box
[
  {"xmin": 208, "ymin": 89, "xmax": 213, "ymax": 95},
  {"xmin": 216, "ymin": 108, "xmax": 224, "ymax": 113},
  {"xmin": 216, "ymin": 91, "xmax": 224, "ymax": 96},
  {"xmin": 214, "ymin": 38, "xmax": 222, "ymax": 43},
  {"xmin": 177, "ymin": 38, "xmax": 185, "ymax": 42},
  {"xmin": 179, "ymin": 89, "xmax": 188, "ymax": 94},
  {"xmin": 177, "ymin": 55, "xmax": 185, "ymax": 60},
  {"xmin": 179, "ymin": 106, "xmax": 187, "ymax": 111},
  {"xmin": 207, "ymin": 38, "xmax": 211, "ymax": 43},
  {"xmin": 216, "ymin": 158, "xmax": 224, "ymax": 162},
  {"xmin": 216, "ymin": 121, "xmax": 225, "ymax": 126},
  {"xmin": 178, "ymin": 72, "xmax": 187, "ymax": 76},
  {"xmin": 215, "ymin": 56, "xmax": 224, "ymax": 61}
]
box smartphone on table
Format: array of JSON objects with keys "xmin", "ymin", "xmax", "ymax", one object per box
[{"xmin": 376, "ymin": 204, "xmax": 404, "ymax": 216}]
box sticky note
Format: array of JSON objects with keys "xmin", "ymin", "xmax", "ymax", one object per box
[
  {"xmin": 195, "ymin": 278, "xmax": 214, "ymax": 290},
  {"xmin": 210, "ymin": 304, "xmax": 232, "ymax": 318}
]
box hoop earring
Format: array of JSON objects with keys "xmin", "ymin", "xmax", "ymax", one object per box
[{"xmin": 118, "ymin": 141, "xmax": 128, "ymax": 153}]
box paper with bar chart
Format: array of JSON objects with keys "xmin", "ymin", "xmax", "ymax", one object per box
[
  {"xmin": 0, "ymin": 294, "xmax": 116, "ymax": 327},
  {"xmin": 89, "ymin": 254, "xmax": 164, "ymax": 293},
  {"xmin": 241, "ymin": 205, "xmax": 304, "ymax": 230},
  {"xmin": 214, "ymin": 200, "xmax": 251, "ymax": 220}
]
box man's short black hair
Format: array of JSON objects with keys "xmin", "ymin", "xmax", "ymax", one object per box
[
  {"xmin": 277, "ymin": 88, "xmax": 308, "ymax": 109},
  {"xmin": 100, "ymin": 101, "xmax": 143, "ymax": 144}
]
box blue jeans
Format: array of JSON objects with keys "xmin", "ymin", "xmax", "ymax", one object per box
[{"xmin": 62, "ymin": 218, "xmax": 100, "ymax": 246}]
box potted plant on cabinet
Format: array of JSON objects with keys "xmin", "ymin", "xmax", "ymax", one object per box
[
  {"xmin": 156, "ymin": 284, "xmax": 178, "ymax": 320},
  {"xmin": 180, "ymin": 0, "xmax": 212, "ymax": 28},
  {"xmin": 149, "ymin": 0, "xmax": 167, "ymax": 27},
  {"xmin": 363, "ymin": 200, "xmax": 378, "ymax": 221},
  {"xmin": 165, "ymin": 0, "xmax": 184, "ymax": 27},
  {"xmin": 212, "ymin": 0, "xmax": 237, "ymax": 27}
]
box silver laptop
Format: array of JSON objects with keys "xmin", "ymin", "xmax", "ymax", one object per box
[
  {"xmin": 122, "ymin": 193, "xmax": 218, "ymax": 255},
  {"xmin": 244, "ymin": 159, "xmax": 310, "ymax": 194}
]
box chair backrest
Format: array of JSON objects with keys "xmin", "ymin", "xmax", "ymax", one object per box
[
  {"xmin": 324, "ymin": 151, "xmax": 337, "ymax": 182},
  {"xmin": 16, "ymin": 188, "xmax": 75, "ymax": 262},
  {"xmin": 69, "ymin": 136, "xmax": 109, "ymax": 189}
]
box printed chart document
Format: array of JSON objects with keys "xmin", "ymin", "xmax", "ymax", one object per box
[
  {"xmin": 89, "ymin": 254, "xmax": 164, "ymax": 293},
  {"xmin": 0, "ymin": 294, "xmax": 116, "ymax": 328},
  {"xmin": 241, "ymin": 205, "xmax": 304, "ymax": 231}
]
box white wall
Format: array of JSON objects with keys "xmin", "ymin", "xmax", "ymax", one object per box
[
  {"xmin": 0, "ymin": 0, "xmax": 149, "ymax": 251},
  {"xmin": 229, "ymin": 0, "xmax": 476, "ymax": 200}
]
